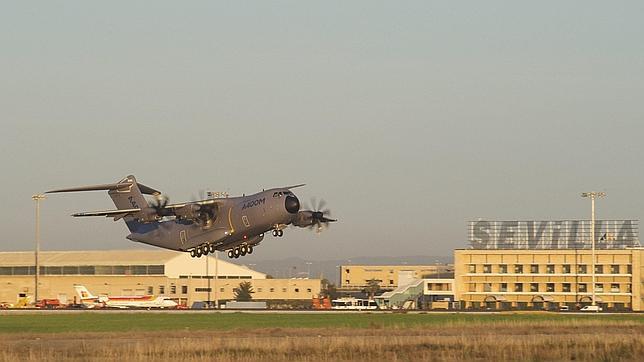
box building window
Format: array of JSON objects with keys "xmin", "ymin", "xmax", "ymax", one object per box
[
  {"xmin": 468, "ymin": 264, "xmax": 476, "ymax": 273},
  {"xmin": 389, "ymin": 280, "xmax": 394, "ymax": 285},
  {"xmin": 270, "ymin": 288, "xmax": 274, "ymax": 292},
  {"xmin": 530, "ymin": 283, "xmax": 539, "ymax": 292},
  {"xmin": 546, "ymin": 265, "xmax": 555, "ymax": 274},
  {"xmin": 578, "ymin": 283, "xmax": 587, "ymax": 293},
  {"xmin": 483, "ymin": 264, "xmax": 491, "ymax": 274},
  {"xmin": 159, "ymin": 286, "xmax": 165, "ymax": 294},
  {"xmin": 147, "ymin": 286, "xmax": 153, "ymax": 295},
  {"xmin": 468, "ymin": 283, "xmax": 476, "ymax": 292},
  {"xmin": 610, "ymin": 284, "xmax": 620, "ymax": 293},
  {"xmin": 578, "ymin": 265, "xmax": 587, "ymax": 274},
  {"xmin": 514, "ymin": 265, "xmax": 523, "ymax": 274},
  {"xmin": 307, "ymin": 288, "xmax": 312, "ymax": 293},
  {"xmin": 514, "ymin": 283, "xmax": 523, "ymax": 292},
  {"xmin": 257, "ymin": 288, "xmax": 262, "ymax": 292},
  {"xmin": 627, "ymin": 265, "xmax": 632, "ymax": 274},
  {"xmin": 546, "ymin": 283, "xmax": 555, "ymax": 292},
  {"xmin": 181, "ymin": 286, "xmax": 188, "ymax": 294},
  {"xmin": 562, "ymin": 264, "xmax": 571, "ymax": 274},
  {"xmin": 220, "ymin": 288, "xmax": 224, "ymax": 292},
  {"xmin": 170, "ymin": 285, "xmax": 176, "ymax": 294},
  {"xmin": 483, "ymin": 283, "xmax": 492, "ymax": 292},
  {"xmin": 595, "ymin": 265, "xmax": 604, "ymax": 274},
  {"xmin": 345, "ymin": 280, "xmax": 350, "ymax": 285},
  {"xmin": 345, "ymin": 269, "xmax": 350, "ymax": 274},
  {"xmin": 499, "ymin": 264, "xmax": 507, "ymax": 274},
  {"xmin": 610, "ymin": 265, "xmax": 620, "ymax": 274},
  {"xmin": 195, "ymin": 288, "xmax": 212, "ymax": 292},
  {"xmin": 562, "ymin": 283, "xmax": 571, "ymax": 292},
  {"xmin": 594, "ymin": 284, "xmax": 603, "ymax": 292},
  {"xmin": 294, "ymin": 288, "xmax": 300, "ymax": 293},
  {"xmin": 530, "ymin": 264, "xmax": 539, "ymax": 274},
  {"xmin": 282, "ymin": 288, "xmax": 287, "ymax": 292},
  {"xmin": 500, "ymin": 283, "xmax": 507, "ymax": 292}
]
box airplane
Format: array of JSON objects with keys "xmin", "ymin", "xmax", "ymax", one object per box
[
  {"xmin": 46, "ymin": 175, "xmax": 336, "ymax": 259},
  {"xmin": 74, "ymin": 285, "xmax": 178, "ymax": 309}
]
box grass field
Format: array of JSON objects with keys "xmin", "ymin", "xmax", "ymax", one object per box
[{"xmin": 0, "ymin": 312, "xmax": 642, "ymax": 361}]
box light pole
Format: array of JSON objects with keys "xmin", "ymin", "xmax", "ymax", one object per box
[
  {"xmin": 32, "ymin": 194, "xmax": 46, "ymax": 303},
  {"xmin": 581, "ymin": 192, "xmax": 605, "ymax": 307},
  {"xmin": 214, "ymin": 250, "xmax": 219, "ymax": 309},
  {"xmin": 206, "ymin": 252, "xmax": 210, "ymax": 308},
  {"xmin": 306, "ymin": 262, "xmax": 312, "ymax": 278}
]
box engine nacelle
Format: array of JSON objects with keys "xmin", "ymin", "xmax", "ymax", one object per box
[
  {"xmin": 292, "ymin": 211, "xmax": 314, "ymax": 228},
  {"xmin": 174, "ymin": 204, "xmax": 202, "ymax": 220}
]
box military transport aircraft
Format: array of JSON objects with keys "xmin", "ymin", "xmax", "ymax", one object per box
[{"xmin": 46, "ymin": 175, "xmax": 335, "ymax": 259}]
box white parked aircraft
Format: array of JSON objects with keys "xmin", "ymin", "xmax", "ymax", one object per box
[{"xmin": 74, "ymin": 285, "xmax": 178, "ymax": 309}]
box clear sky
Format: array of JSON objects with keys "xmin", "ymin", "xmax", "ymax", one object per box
[{"xmin": 2, "ymin": 1, "xmax": 643, "ymax": 259}]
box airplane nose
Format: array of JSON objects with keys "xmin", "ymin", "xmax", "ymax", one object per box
[{"xmin": 285, "ymin": 195, "xmax": 300, "ymax": 214}]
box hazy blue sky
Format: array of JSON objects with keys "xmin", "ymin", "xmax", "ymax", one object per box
[{"xmin": 2, "ymin": 1, "xmax": 643, "ymax": 259}]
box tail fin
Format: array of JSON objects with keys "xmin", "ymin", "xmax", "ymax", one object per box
[
  {"xmin": 47, "ymin": 174, "xmax": 161, "ymax": 233},
  {"xmin": 74, "ymin": 285, "xmax": 96, "ymax": 300}
]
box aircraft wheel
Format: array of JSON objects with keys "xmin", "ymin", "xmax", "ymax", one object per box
[
  {"xmin": 240, "ymin": 245, "xmax": 248, "ymax": 255},
  {"xmin": 209, "ymin": 244, "xmax": 216, "ymax": 253},
  {"xmin": 190, "ymin": 249, "xmax": 197, "ymax": 258},
  {"xmin": 202, "ymin": 246, "xmax": 209, "ymax": 256},
  {"xmin": 278, "ymin": 230, "xmax": 283, "ymax": 237},
  {"xmin": 196, "ymin": 248, "xmax": 203, "ymax": 258},
  {"xmin": 247, "ymin": 246, "xmax": 253, "ymax": 254},
  {"xmin": 227, "ymin": 250, "xmax": 234, "ymax": 258},
  {"xmin": 272, "ymin": 230, "xmax": 277, "ymax": 237},
  {"xmin": 233, "ymin": 248, "xmax": 240, "ymax": 258}
]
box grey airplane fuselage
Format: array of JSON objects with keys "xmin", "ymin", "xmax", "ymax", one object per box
[{"xmin": 127, "ymin": 188, "xmax": 296, "ymax": 252}]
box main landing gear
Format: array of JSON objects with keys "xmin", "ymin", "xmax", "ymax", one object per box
[
  {"xmin": 227, "ymin": 244, "xmax": 253, "ymax": 259},
  {"xmin": 272, "ymin": 229, "xmax": 283, "ymax": 237},
  {"xmin": 189, "ymin": 243, "xmax": 216, "ymax": 258}
]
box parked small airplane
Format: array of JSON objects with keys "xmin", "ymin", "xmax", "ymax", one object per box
[
  {"xmin": 47, "ymin": 175, "xmax": 336, "ymax": 259},
  {"xmin": 74, "ymin": 285, "xmax": 178, "ymax": 309}
]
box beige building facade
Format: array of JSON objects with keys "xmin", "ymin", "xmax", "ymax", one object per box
[
  {"xmin": 340, "ymin": 264, "xmax": 452, "ymax": 288},
  {"xmin": 454, "ymin": 248, "xmax": 643, "ymax": 311},
  {"xmin": 0, "ymin": 250, "xmax": 321, "ymax": 306}
]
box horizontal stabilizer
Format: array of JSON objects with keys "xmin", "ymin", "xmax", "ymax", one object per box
[
  {"xmin": 72, "ymin": 208, "xmax": 141, "ymax": 218},
  {"xmin": 47, "ymin": 181, "xmax": 160, "ymax": 195}
]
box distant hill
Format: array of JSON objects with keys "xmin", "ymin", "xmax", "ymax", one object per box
[{"xmin": 238, "ymin": 255, "xmax": 453, "ymax": 285}]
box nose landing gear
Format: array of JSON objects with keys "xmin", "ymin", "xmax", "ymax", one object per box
[{"xmin": 272, "ymin": 229, "xmax": 283, "ymax": 237}]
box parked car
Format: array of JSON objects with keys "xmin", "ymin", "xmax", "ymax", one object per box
[{"xmin": 580, "ymin": 305, "xmax": 602, "ymax": 312}]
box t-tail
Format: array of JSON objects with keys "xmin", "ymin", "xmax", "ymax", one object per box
[
  {"xmin": 46, "ymin": 175, "xmax": 161, "ymax": 233},
  {"xmin": 74, "ymin": 285, "xmax": 96, "ymax": 300}
]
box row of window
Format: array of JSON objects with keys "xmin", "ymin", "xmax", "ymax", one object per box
[
  {"xmin": 469, "ymin": 264, "xmax": 631, "ymax": 274},
  {"xmin": 0, "ymin": 265, "xmax": 165, "ymax": 276},
  {"xmin": 468, "ymin": 282, "xmax": 630, "ymax": 293},
  {"xmin": 178, "ymin": 275, "xmax": 252, "ymax": 279},
  {"xmin": 147, "ymin": 285, "xmax": 314, "ymax": 295}
]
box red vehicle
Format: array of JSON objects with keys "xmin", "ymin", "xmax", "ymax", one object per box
[{"xmin": 36, "ymin": 299, "xmax": 62, "ymax": 309}]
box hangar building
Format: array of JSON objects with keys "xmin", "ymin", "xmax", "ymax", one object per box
[{"xmin": 0, "ymin": 250, "xmax": 321, "ymax": 306}]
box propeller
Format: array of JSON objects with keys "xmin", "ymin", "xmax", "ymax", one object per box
[
  {"xmin": 149, "ymin": 194, "xmax": 173, "ymax": 218},
  {"xmin": 304, "ymin": 198, "xmax": 336, "ymax": 233}
]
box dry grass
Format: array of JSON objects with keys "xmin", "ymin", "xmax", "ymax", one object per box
[{"xmin": 0, "ymin": 320, "xmax": 642, "ymax": 361}]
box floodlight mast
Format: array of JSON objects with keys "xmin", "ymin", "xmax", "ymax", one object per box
[
  {"xmin": 581, "ymin": 192, "xmax": 605, "ymax": 308},
  {"xmin": 32, "ymin": 194, "xmax": 46, "ymax": 304}
]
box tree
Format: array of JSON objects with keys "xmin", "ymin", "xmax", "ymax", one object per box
[
  {"xmin": 234, "ymin": 281, "xmax": 254, "ymax": 301},
  {"xmin": 320, "ymin": 279, "xmax": 339, "ymax": 300},
  {"xmin": 365, "ymin": 279, "xmax": 381, "ymax": 299}
]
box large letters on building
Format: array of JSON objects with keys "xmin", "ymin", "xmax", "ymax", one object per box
[{"xmin": 469, "ymin": 220, "xmax": 640, "ymax": 249}]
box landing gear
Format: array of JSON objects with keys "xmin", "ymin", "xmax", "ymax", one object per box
[
  {"xmin": 272, "ymin": 229, "xmax": 283, "ymax": 237},
  {"xmin": 227, "ymin": 244, "xmax": 255, "ymax": 259}
]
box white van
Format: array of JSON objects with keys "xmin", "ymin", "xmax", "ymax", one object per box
[{"xmin": 580, "ymin": 305, "xmax": 602, "ymax": 312}]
